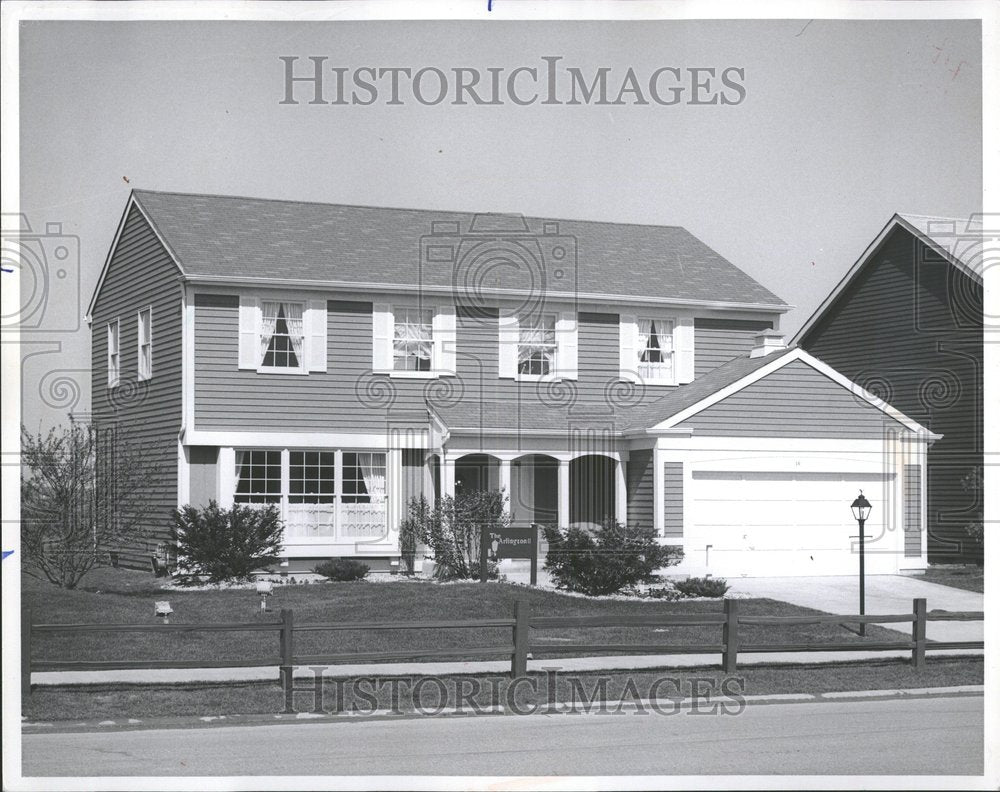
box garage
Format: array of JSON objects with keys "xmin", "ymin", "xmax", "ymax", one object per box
[{"xmin": 687, "ymin": 470, "xmax": 898, "ymax": 577}]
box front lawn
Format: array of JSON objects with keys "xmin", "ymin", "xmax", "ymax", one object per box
[
  {"xmin": 26, "ymin": 568, "xmax": 913, "ymax": 669},
  {"xmin": 22, "ymin": 657, "xmax": 984, "ymax": 722},
  {"xmin": 917, "ymin": 565, "xmax": 984, "ymax": 594}
]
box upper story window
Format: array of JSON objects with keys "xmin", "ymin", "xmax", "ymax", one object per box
[
  {"xmin": 107, "ymin": 319, "xmax": 120, "ymax": 387},
  {"xmin": 260, "ymin": 301, "xmax": 304, "ymax": 371},
  {"xmin": 637, "ymin": 317, "xmax": 674, "ymax": 382},
  {"xmin": 393, "ymin": 308, "xmax": 433, "ymax": 372},
  {"xmin": 517, "ymin": 313, "xmax": 557, "ymax": 377},
  {"xmin": 137, "ymin": 307, "xmax": 153, "ymax": 381}
]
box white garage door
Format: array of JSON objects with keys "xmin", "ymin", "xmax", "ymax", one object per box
[{"xmin": 689, "ymin": 470, "xmax": 897, "ymax": 577}]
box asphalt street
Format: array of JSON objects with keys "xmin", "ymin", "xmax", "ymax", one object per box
[{"xmin": 21, "ymin": 695, "xmax": 983, "ymax": 777}]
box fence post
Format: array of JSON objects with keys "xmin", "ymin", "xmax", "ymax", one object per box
[
  {"xmin": 22, "ymin": 606, "xmax": 32, "ymax": 698},
  {"xmin": 912, "ymin": 597, "xmax": 926, "ymax": 669},
  {"xmin": 511, "ymin": 599, "xmax": 530, "ymax": 678},
  {"xmin": 723, "ymin": 598, "xmax": 739, "ymax": 674}
]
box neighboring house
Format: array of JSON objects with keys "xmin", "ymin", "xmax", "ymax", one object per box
[
  {"xmin": 88, "ymin": 191, "xmax": 939, "ymax": 577},
  {"xmin": 793, "ymin": 214, "xmax": 984, "ymax": 564}
]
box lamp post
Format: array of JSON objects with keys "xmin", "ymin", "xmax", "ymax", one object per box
[{"xmin": 851, "ymin": 491, "xmax": 872, "ymax": 637}]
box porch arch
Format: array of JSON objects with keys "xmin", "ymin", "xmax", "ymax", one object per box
[
  {"xmin": 454, "ymin": 453, "xmax": 500, "ymax": 494},
  {"xmin": 570, "ymin": 454, "xmax": 617, "ymax": 529},
  {"xmin": 510, "ymin": 454, "xmax": 559, "ymax": 526}
]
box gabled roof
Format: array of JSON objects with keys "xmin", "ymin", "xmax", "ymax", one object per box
[
  {"xmin": 630, "ymin": 346, "xmax": 938, "ymax": 438},
  {"xmin": 88, "ymin": 189, "xmax": 788, "ymax": 319},
  {"xmin": 791, "ymin": 212, "xmax": 985, "ymax": 345}
]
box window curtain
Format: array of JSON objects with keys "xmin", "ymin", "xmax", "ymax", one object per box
[
  {"xmin": 259, "ymin": 302, "xmax": 280, "ymax": 362},
  {"xmin": 518, "ymin": 322, "xmax": 554, "ymax": 364},
  {"xmin": 284, "ymin": 302, "xmax": 305, "ymax": 361},
  {"xmin": 234, "ymin": 450, "xmax": 247, "ymax": 495},
  {"xmin": 637, "ymin": 319, "xmax": 653, "ymax": 361},
  {"xmin": 359, "ymin": 454, "xmax": 387, "ymax": 504},
  {"xmin": 395, "ymin": 311, "xmax": 432, "ymax": 361}
]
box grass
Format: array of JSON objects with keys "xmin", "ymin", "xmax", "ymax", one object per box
[
  {"xmin": 22, "ymin": 657, "xmax": 984, "ymax": 722},
  {"xmin": 917, "ymin": 565, "xmax": 984, "ymax": 594},
  {"xmin": 24, "ymin": 568, "xmax": 915, "ymax": 669}
]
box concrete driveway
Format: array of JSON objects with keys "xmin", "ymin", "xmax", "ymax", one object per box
[{"xmin": 726, "ymin": 575, "xmax": 983, "ymax": 642}]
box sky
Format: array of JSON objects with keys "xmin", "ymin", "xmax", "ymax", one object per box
[{"xmin": 16, "ymin": 18, "xmax": 983, "ymax": 430}]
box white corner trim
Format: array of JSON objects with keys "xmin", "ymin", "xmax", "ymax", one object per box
[{"xmin": 648, "ymin": 348, "xmax": 940, "ymax": 438}]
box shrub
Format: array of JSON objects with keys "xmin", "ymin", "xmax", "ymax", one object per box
[
  {"xmin": 314, "ymin": 558, "xmax": 370, "ymax": 581},
  {"xmin": 401, "ymin": 491, "xmax": 508, "ymax": 580},
  {"xmin": 639, "ymin": 585, "xmax": 684, "ymax": 601},
  {"xmin": 398, "ymin": 495, "xmax": 430, "ymax": 574},
  {"xmin": 542, "ymin": 519, "xmax": 683, "ymax": 596},
  {"xmin": 673, "ymin": 576, "xmax": 730, "ymax": 598},
  {"xmin": 171, "ymin": 501, "xmax": 284, "ymax": 584}
]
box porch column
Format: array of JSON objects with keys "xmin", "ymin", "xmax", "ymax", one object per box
[
  {"xmin": 615, "ymin": 454, "xmax": 628, "ymax": 525},
  {"xmin": 442, "ymin": 452, "xmax": 456, "ymax": 501},
  {"xmin": 558, "ymin": 458, "xmax": 571, "ymax": 528},
  {"xmin": 386, "ymin": 448, "xmax": 403, "ymax": 546},
  {"xmin": 218, "ymin": 447, "xmax": 235, "ymax": 508},
  {"xmin": 498, "ymin": 457, "xmax": 512, "ymax": 515}
]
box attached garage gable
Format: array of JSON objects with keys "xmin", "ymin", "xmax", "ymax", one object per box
[{"xmin": 676, "ymin": 359, "xmax": 910, "ymax": 438}]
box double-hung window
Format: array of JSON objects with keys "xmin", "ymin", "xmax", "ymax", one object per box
[
  {"xmin": 137, "ymin": 307, "xmax": 152, "ymax": 381},
  {"xmin": 107, "ymin": 319, "xmax": 120, "ymax": 387},
  {"xmin": 517, "ymin": 314, "xmax": 557, "ymax": 377},
  {"xmin": 260, "ymin": 301, "xmax": 305, "ymax": 371},
  {"xmin": 393, "ymin": 308, "xmax": 433, "ymax": 372},
  {"xmin": 637, "ymin": 317, "xmax": 674, "ymax": 382},
  {"xmin": 289, "ymin": 451, "xmax": 336, "ymax": 504}
]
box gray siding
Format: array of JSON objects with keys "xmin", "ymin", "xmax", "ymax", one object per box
[
  {"xmin": 625, "ymin": 448, "xmax": 654, "ymax": 531},
  {"xmin": 677, "ymin": 360, "xmax": 907, "ymax": 438},
  {"xmin": 695, "ymin": 318, "xmax": 772, "ymax": 377},
  {"xmin": 90, "ymin": 205, "xmax": 183, "ymax": 565},
  {"xmin": 663, "ymin": 462, "xmax": 683, "ymax": 538},
  {"xmin": 800, "ymin": 226, "xmax": 983, "ymax": 561},
  {"xmin": 188, "ymin": 446, "xmax": 219, "ymax": 508},
  {"xmin": 904, "ymin": 464, "xmax": 922, "ymax": 558}
]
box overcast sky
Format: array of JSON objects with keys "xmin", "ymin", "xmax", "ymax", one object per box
[{"xmin": 17, "ymin": 19, "xmax": 982, "ymax": 430}]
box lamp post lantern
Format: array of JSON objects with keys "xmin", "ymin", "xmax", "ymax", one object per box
[{"xmin": 851, "ymin": 491, "xmax": 872, "ymax": 637}]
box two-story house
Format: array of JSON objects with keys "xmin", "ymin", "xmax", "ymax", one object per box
[
  {"xmin": 88, "ymin": 190, "xmax": 939, "ymax": 577},
  {"xmin": 794, "ymin": 214, "xmax": 985, "ymax": 564}
]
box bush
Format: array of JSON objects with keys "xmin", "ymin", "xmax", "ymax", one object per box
[
  {"xmin": 673, "ymin": 576, "xmax": 730, "ymax": 598},
  {"xmin": 171, "ymin": 501, "xmax": 284, "ymax": 584},
  {"xmin": 398, "ymin": 496, "xmax": 430, "ymax": 574},
  {"xmin": 639, "ymin": 585, "xmax": 684, "ymax": 601},
  {"xmin": 401, "ymin": 491, "xmax": 508, "ymax": 580},
  {"xmin": 542, "ymin": 519, "xmax": 683, "ymax": 596},
  {"xmin": 314, "ymin": 558, "xmax": 370, "ymax": 581}
]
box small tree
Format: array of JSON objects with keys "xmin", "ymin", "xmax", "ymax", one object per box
[
  {"xmin": 542, "ymin": 519, "xmax": 683, "ymax": 596},
  {"xmin": 172, "ymin": 501, "xmax": 284, "ymax": 584},
  {"xmin": 398, "ymin": 495, "xmax": 431, "ymax": 574},
  {"xmin": 401, "ymin": 490, "xmax": 508, "ymax": 580},
  {"xmin": 20, "ymin": 422, "xmax": 162, "ymax": 589}
]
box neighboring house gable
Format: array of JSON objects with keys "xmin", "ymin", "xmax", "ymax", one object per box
[{"xmin": 794, "ymin": 215, "xmax": 984, "ymax": 562}]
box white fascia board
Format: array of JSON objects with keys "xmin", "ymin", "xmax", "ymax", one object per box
[
  {"xmin": 646, "ymin": 347, "xmax": 940, "ymax": 439},
  {"xmin": 85, "ymin": 193, "xmax": 186, "ymax": 322},
  {"xmin": 654, "ymin": 435, "xmax": 897, "ymax": 454},
  {"xmin": 182, "ymin": 430, "xmax": 422, "ymax": 449},
  {"xmin": 183, "ymin": 274, "xmax": 789, "ymax": 314}
]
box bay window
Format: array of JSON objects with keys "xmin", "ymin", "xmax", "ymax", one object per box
[{"xmin": 234, "ymin": 448, "xmax": 388, "ymax": 542}]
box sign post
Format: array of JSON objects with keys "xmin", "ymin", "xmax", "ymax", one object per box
[{"xmin": 480, "ymin": 524, "xmax": 539, "ymax": 585}]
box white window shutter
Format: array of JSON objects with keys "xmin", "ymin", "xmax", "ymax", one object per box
[
  {"xmin": 498, "ymin": 314, "xmax": 519, "ymax": 379},
  {"xmin": 556, "ymin": 311, "xmax": 578, "ymax": 380},
  {"xmin": 305, "ymin": 299, "xmax": 327, "ymax": 372},
  {"xmin": 433, "ymin": 306, "xmax": 457, "ymax": 375},
  {"xmin": 619, "ymin": 313, "xmax": 638, "ymax": 382},
  {"xmin": 675, "ymin": 316, "xmax": 695, "ymax": 384},
  {"xmin": 238, "ymin": 295, "xmax": 260, "ymax": 369},
  {"xmin": 372, "ymin": 303, "xmax": 394, "ymax": 373}
]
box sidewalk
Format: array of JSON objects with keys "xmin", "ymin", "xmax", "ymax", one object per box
[{"xmin": 31, "ymin": 646, "xmax": 982, "ymax": 686}]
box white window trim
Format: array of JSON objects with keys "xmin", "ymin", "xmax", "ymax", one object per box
[
  {"xmin": 107, "ymin": 318, "xmax": 120, "ymax": 388},
  {"xmin": 375, "ymin": 302, "xmax": 456, "ymax": 379},
  {"xmin": 391, "ymin": 306, "xmax": 435, "ymax": 377},
  {"xmin": 513, "ymin": 312, "xmax": 557, "ymax": 383},
  {"xmin": 137, "ymin": 306, "xmax": 153, "ymax": 382},
  {"xmin": 257, "ymin": 299, "xmax": 307, "ymax": 375}
]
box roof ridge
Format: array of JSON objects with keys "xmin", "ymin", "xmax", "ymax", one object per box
[{"xmin": 131, "ymin": 188, "xmax": 690, "ymax": 231}]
